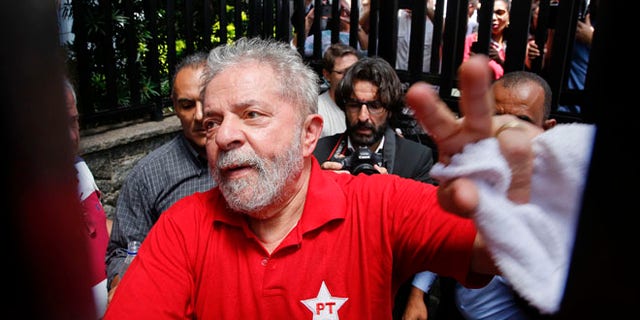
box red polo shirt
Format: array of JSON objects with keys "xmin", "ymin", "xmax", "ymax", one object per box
[{"xmin": 105, "ymin": 158, "xmax": 484, "ymax": 319}]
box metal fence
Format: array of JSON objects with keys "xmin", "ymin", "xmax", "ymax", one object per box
[{"xmin": 61, "ymin": 0, "xmax": 589, "ymax": 129}]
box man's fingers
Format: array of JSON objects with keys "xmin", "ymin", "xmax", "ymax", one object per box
[
  {"xmin": 458, "ymin": 55, "xmax": 494, "ymax": 139},
  {"xmin": 437, "ymin": 179, "xmax": 479, "ymax": 218},
  {"xmin": 405, "ymin": 81, "xmax": 459, "ymax": 143},
  {"xmin": 492, "ymin": 116, "xmax": 543, "ymax": 204},
  {"xmin": 406, "ymin": 56, "xmax": 496, "ymax": 165}
]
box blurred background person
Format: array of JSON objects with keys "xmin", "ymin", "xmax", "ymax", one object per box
[
  {"xmin": 318, "ymin": 43, "xmax": 360, "ymax": 138},
  {"xmin": 464, "ymin": 0, "xmax": 511, "ymax": 79},
  {"xmin": 396, "ymin": 0, "xmax": 436, "ymax": 73},
  {"xmin": 65, "ymin": 77, "xmax": 111, "ymax": 319},
  {"xmin": 105, "ymin": 52, "xmax": 216, "ymax": 304}
]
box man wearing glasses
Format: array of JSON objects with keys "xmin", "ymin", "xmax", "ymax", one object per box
[
  {"xmin": 318, "ymin": 43, "xmax": 361, "ymax": 138},
  {"xmin": 313, "ymin": 56, "xmax": 437, "ymax": 184},
  {"xmin": 313, "ymin": 56, "xmax": 439, "ymax": 318}
]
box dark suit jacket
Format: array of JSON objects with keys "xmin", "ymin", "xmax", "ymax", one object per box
[{"xmin": 313, "ymin": 127, "xmax": 438, "ymax": 185}]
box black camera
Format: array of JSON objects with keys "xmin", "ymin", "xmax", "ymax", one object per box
[{"xmin": 331, "ymin": 146, "xmax": 384, "ymax": 175}]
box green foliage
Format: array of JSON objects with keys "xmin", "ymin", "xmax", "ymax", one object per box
[{"xmin": 63, "ymin": 0, "xmax": 252, "ymax": 128}]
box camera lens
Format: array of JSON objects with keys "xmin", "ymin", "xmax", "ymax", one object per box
[{"xmin": 351, "ymin": 163, "xmax": 378, "ymax": 175}]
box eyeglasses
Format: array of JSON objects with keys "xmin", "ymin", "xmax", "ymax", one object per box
[
  {"xmin": 331, "ymin": 69, "xmax": 347, "ymax": 75},
  {"xmin": 344, "ymin": 99, "xmax": 386, "ymax": 115}
]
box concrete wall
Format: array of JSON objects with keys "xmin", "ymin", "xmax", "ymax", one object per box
[{"xmin": 79, "ymin": 116, "xmax": 182, "ymax": 219}]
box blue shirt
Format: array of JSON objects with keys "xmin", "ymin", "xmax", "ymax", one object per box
[{"xmin": 455, "ymin": 275, "xmax": 532, "ymax": 320}]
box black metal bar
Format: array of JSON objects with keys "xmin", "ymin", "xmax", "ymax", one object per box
[
  {"xmin": 408, "ymin": 0, "xmax": 427, "ymax": 79},
  {"xmin": 547, "ymin": 0, "xmax": 580, "ymax": 113},
  {"xmin": 377, "ymin": 0, "xmax": 398, "ymax": 63},
  {"xmin": 145, "ymin": 0, "xmax": 163, "ymax": 120},
  {"xmin": 475, "ymin": 0, "xmax": 493, "ymax": 55},
  {"xmin": 202, "ymin": 0, "xmax": 213, "ymax": 49},
  {"xmin": 263, "ymin": 0, "xmax": 274, "ymax": 38},
  {"xmin": 167, "ymin": 0, "xmax": 177, "ymax": 79},
  {"xmin": 232, "ymin": 0, "xmax": 241, "ymax": 41},
  {"xmin": 439, "ymin": 0, "xmax": 467, "ymax": 114},
  {"xmin": 330, "ymin": 0, "xmax": 340, "ymax": 45},
  {"xmin": 216, "ymin": 0, "xmax": 227, "ymax": 44},
  {"xmin": 348, "ymin": 0, "xmax": 359, "ymax": 50},
  {"xmin": 292, "ymin": 0, "xmax": 305, "ymax": 57},
  {"xmin": 429, "ymin": 0, "xmax": 446, "ymax": 74},
  {"xmin": 275, "ymin": 0, "xmax": 291, "ymax": 42},
  {"xmin": 185, "ymin": 0, "xmax": 195, "ymax": 53},
  {"xmin": 101, "ymin": 0, "xmax": 118, "ymax": 109},
  {"xmin": 71, "ymin": 0, "xmax": 91, "ymax": 119},
  {"xmin": 312, "ymin": 0, "xmax": 323, "ymax": 59},
  {"xmin": 65, "ymin": 0, "xmax": 587, "ymax": 128},
  {"xmin": 530, "ymin": 0, "xmax": 551, "ymax": 73},
  {"xmin": 503, "ymin": 0, "xmax": 533, "ymax": 72},
  {"xmin": 125, "ymin": 0, "xmax": 141, "ymax": 107},
  {"xmin": 367, "ymin": 0, "xmax": 379, "ymax": 57},
  {"xmin": 248, "ymin": 0, "xmax": 259, "ymax": 36}
]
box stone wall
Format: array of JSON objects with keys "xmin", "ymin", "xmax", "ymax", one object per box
[{"xmin": 79, "ymin": 115, "xmax": 182, "ymax": 219}]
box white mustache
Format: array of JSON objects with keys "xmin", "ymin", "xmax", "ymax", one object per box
[{"xmin": 216, "ymin": 149, "xmax": 262, "ymax": 171}]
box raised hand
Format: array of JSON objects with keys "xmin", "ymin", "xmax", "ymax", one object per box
[{"xmin": 405, "ymin": 55, "xmax": 542, "ymax": 216}]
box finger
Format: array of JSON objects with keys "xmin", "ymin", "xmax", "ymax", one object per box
[
  {"xmin": 492, "ymin": 116, "xmax": 543, "ymax": 204},
  {"xmin": 437, "ymin": 178, "xmax": 479, "ymax": 218},
  {"xmin": 374, "ymin": 164, "xmax": 388, "ymax": 174},
  {"xmin": 499, "ymin": 129, "xmax": 533, "ymax": 203},
  {"xmin": 405, "ymin": 82, "xmax": 459, "ymax": 143},
  {"xmin": 320, "ymin": 161, "xmax": 344, "ymax": 171},
  {"xmin": 457, "ymin": 55, "xmax": 494, "ymax": 139}
]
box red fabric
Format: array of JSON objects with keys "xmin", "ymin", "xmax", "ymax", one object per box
[
  {"xmin": 81, "ymin": 190, "xmax": 109, "ymax": 286},
  {"xmin": 76, "ymin": 159, "xmax": 109, "ymax": 287},
  {"xmin": 463, "ymin": 33, "xmax": 505, "ymax": 80},
  {"xmin": 105, "ymin": 159, "xmax": 481, "ymax": 319}
]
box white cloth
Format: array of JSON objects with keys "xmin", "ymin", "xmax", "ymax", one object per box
[
  {"xmin": 318, "ymin": 90, "xmax": 347, "ymax": 138},
  {"xmin": 430, "ymin": 123, "xmax": 596, "ymax": 314},
  {"xmin": 76, "ymin": 160, "xmax": 100, "ymax": 201}
]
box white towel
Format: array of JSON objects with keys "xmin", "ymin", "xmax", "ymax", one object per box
[{"xmin": 430, "ymin": 123, "xmax": 595, "ymax": 314}]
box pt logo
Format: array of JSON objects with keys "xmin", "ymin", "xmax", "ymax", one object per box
[{"xmin": 301, "ymin": 281, "xmax": 348, "ymax": 319}]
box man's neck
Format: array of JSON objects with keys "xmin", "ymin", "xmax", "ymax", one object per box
[
  {"xmin": 248, "ymin": 160, "xmax": 311, "ymax": 254},
  {"xmin": 348, "ymin": 136, "xmax": 385, "ymax": 154}
]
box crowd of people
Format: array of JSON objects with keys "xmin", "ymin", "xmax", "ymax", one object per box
[
  {"xmin": 81, "ymin": 37, "xmax": 593, "ymax": 319},
  {"xmin": 53, "ymin": 1, "xmax": 601, "ymax": 320}
]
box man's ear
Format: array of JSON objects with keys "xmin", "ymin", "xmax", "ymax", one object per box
[{"xmin": 302, "ymin": 114, "xmax": 324, "ymax": 156}]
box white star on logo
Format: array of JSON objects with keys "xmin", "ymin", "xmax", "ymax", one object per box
[{"xmin": 301, "ymin": 281, "xmax": 348, "ymax": 319}]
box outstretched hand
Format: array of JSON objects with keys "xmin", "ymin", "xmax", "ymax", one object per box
[
  {"xmin": 405, "ymin": 55, "xmax": 542, "ymax": 216},
  {"xmin": 406, "ymin": 55, "xmax": 494, "ymax": 165}
]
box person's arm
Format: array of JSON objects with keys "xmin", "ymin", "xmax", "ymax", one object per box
[
  {"xmin": 356, "ymin": 23, "xmax": 368, "ymax": 50},
  {"xmin": 104, "ymin": 201, "xmax": 195, "ymax": 318},
  {"xmin": 426, "ymin": 0, "xmax": 435, "ymax": 22},
  {"xmin": 575, "ymin": 14, "xmax": 594, "ymax": 47},
  {"xmin": 105, "ymin": 170, "xmax": 155, "ymax": 302},
  {"xmin": 404, "ymin": 55, "xmax": 542, "ymax": 273},
  {"xmin": 405, "ymin": 55, "xmax": 542, "ymax": 216},
  {"xmin": 291, "ymin": 7, "xmax": 316, "ymax": 48},
  {"xmin": 405, "ymin": 55, "xmax": 595, "ymax": 314},
  {"xmin": 403, "ymin": 271, "xmax": 436, "ymax": 320},
  {"xmin": 403, "ymin": 287, "xmax": 428, "ymax": 320}
]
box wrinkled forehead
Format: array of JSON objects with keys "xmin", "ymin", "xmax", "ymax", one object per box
[{"xmin": 203, "ymin": 63, "xmax": 282, "ymax": 110}]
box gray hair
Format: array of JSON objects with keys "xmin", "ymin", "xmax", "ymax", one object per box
[
  {"xmin": 170, "ymin": 51, "xmax": 208, "ymax": 100},
  {"xmin": 202, "ymin": 37, "xmax": 319, "ymax": 118},
  {"xmin": 63, "ymin": 77, "xmax": 76, "ymax": 106}
]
